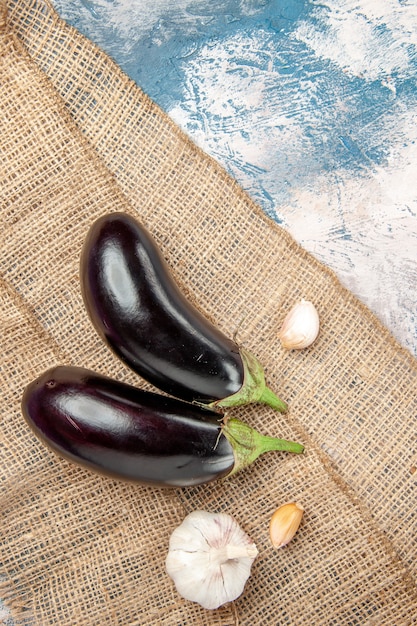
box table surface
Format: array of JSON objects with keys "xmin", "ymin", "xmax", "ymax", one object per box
[
  {"xmin": 51, "ymin": 0, "xmax": 416, "ymax": 357},
  {"xmin": 0, "ymin": 6, "xmax": 415, "ymax": 622}
]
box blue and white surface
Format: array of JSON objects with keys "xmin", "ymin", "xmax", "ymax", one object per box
[{"xmin": 52, "ymin": 0, "xmax": 417, "ymax": 355}]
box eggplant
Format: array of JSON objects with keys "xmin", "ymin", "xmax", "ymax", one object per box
[
  {"xmin": 22, "ymin": 366, "xmax": 303, "ymax": 488},
  {"xmin": 80, "ymin": 212, "xmax": 287, "ymax": 412}
]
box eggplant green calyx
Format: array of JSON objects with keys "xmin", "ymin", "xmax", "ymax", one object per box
[
  {"xmin": 209, "ymin": 347, "xmax": 287, "ymax": 412},
  {"xmin": 222, "ymin": 417, "xmax": 304, "ymax": 477}
]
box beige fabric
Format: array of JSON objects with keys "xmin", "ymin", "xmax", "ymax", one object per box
[{"xmin": 1, "ymin": 0, "xmax": 416, "ymax": 624}]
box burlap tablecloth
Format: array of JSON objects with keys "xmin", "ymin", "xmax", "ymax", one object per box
[{"xmin": 1, "ymin": 0, "xmax": 416, "ymax": 624}]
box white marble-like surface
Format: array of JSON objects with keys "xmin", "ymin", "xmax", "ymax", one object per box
[{"xmin": 51, "ymin": 0, "xmax": 417, "ymax": 356}]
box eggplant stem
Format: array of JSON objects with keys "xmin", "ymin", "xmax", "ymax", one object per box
[
  {"xmin": 258, "ymin": 386, "xmax": 288, "ymax": 412},
  {"xmin": 222, "ymin": 418, "xmax": 304, "ymax": 477},
  {"xmin": 211, "ymin": 347, "xmax": 287, "ymax": 412},
  {"xmin": 253, "ymin": 431, "xmax": 304, "ymax": 455}
]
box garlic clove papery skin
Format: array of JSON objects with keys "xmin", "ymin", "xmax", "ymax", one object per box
[
  {"xmin": 166, "ymin": 510, "xmax": 258, "ymax": 610},
  {"xmin": 269, "ymin": 501, "xmax": 304, "ymax": 548},
  {"xmin": 278, "ymin": 299, "xmax": 320, "ymax": 350}
]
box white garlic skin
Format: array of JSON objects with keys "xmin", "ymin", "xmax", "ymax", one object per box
[
  {"xmin": 279, "ymin": 299, "xmax": 320, "ymax": 350},
  {"xmin": 165, "ymin": 510, "xmax": 258, "ymax": 610}
]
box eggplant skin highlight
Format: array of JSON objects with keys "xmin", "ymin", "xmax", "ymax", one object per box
[
  {"xmin": 80, "ymin": 212, "xmax": 287, "ymax": 412},
  {"xmin": 21, "ymin": 366, "xmax": 235, "ymax": 488},
  {"xmin": 21, "ymin": 367, "xmax": 303, "ymax": 488}
]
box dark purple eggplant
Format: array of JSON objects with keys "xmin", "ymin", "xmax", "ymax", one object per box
[
  {"xmin": 80, "ymin": 212, "xmax": 287, "ymax": 412},
  {"xmin": 22, "ymin": 366, "xmax": 303, "ymax": 488}
]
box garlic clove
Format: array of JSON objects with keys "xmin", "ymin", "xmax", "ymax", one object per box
[
  {"xmin": 166, "ymin": 510, "xmax": 258, "ymax": 610},
  {"xmin": 278, "ymin": 299, "xmax": 319, "ymax": 350},
  {"xmin": 269, "ymin": 501, "xmax": 304, "ymax": 548}
]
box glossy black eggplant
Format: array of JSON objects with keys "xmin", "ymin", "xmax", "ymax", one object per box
[
  {"xmin": 80, "ymin": 212, "xmax": 287, "ymax": 412},
  {"xmin": 22, "ymin": 366, "xmax": 303, "ymax": 488}
]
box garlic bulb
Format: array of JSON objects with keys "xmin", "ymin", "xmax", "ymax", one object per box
[
  {"xmin": 269, "ymin": 502, "xmax": 304, "ymax": 548},
  {"xmin": 165, "ymin": 510, "xmax": 258, "ymax": 610},
  {"xmin": 278, "ymin": 299, "xmax": 319, "ymax": 349}
]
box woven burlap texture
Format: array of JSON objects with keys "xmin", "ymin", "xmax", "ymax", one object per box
[{"xmin": 1, "ymin": 0, "xmax": 416, "ymax": 624}]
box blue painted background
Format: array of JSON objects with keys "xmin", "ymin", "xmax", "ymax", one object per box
[
  {"xmin": 54, "ymin": 0, "xmax": 405, "ymax": 211},
  {"xmin": 51, "ymin": 0, "xmax": 417, "ymax": 355}
]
